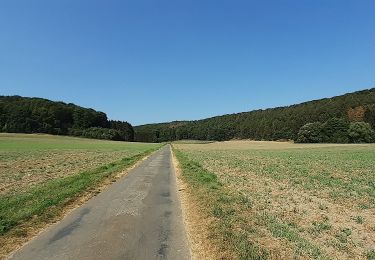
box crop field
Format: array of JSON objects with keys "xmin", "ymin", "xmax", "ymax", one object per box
[
  {"xmin": 0, "ymin": 133, "xmax": 158, "ymax": 195},
  {"xmin": 0, "ymin": 133, "xmax": 160, "ymax": 256},
  {"xmin": 174, "ymin": 141, "xmax": 375, "ymax": 259}
]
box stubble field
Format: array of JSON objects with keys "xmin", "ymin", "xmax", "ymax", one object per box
[{"xmin": 174, "ymin": 141, "xmax": 375, "ymax": 259}]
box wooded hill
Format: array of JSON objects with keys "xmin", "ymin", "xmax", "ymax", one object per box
[
  {"xmin": 0, "ymin": 96, "xmax": 134, "ymax": 141},
  {"xmin": 135, "ymin": 88, "xmax": 375, "ymax": 143}
]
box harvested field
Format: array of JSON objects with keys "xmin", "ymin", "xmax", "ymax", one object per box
[
  {"xmin": 174, "ymin": 141, "xmax": 375, "ymax": 259},
  {"xmin": 0, "ymin": 133, "xmax": 156, "ymax": 195}
]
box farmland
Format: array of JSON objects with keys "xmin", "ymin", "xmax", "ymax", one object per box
[
  {"xmin": 173, "ymin": 141, "xmax": 375, "ymax": 259},
  {"xmin": 0, "ymin": 133, "xmax": 160, "ymax": 256}
]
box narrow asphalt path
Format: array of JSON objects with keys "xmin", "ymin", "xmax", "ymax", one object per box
[{"xmin": 9, "ymin": 145, "xmax": 191, "ymax": 260}]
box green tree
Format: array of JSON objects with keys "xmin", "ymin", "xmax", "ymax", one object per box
[
  {"xmin": 348, "ymin": 122, "xmax": 375, "ymax": 143},
  {"xmin": 135, "ymin": 88, "xmax": 375, "ymax": 143},
  {"xmin": 109, "ymin": 120, "xmax": 134, "ymax": 141},
  {"xmin": 296, "ymin": 122, "xmax": 324, "ymax": 143},
  {"xmin": 0, "ymin": 96, "xmax": 134, "ymax": 141},
  {"xmin": 365, "ymin": 105, "xmax": 375, "ymax": 128},
  {"xmin": 322, "ymin": 118, "xmax": 349, "ymax": 143}
]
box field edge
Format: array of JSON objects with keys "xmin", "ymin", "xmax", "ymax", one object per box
[{"xmin": 172, "ymin": 145, "xmax": 269, "ymax": 260}]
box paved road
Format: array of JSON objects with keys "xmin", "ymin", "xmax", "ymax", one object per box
[{"xmin": 9, "ymin": 145, "xmax": 190, "ymax": 260}]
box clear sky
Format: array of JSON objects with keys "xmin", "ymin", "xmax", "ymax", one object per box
[{"xmin": 1, "ymin": 1, "xmax": 374, "ymax": 125}]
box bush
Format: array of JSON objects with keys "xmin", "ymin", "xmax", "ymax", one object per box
[
  {"xmin": 348, "ymin": 122, "xmax": 375, "ymax": 143},
  {"xmin": 81, "ymin": 127, "xmax": 122, "ymax": 141},
  {"xmin": 68, "ymin": 128, "xmax": 83, "ymax": 137},
  {"xmin": 296, "ymin": 122, "xmax": 325, "ymax": 143},
  {"xmin": 322, "ymin": 118, "xmax": 349, "ymax": 143}
]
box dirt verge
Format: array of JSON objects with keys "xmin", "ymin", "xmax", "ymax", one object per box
[{"xmin": 171, "ymin": 148, "xmax": 220, "ymax": 260}]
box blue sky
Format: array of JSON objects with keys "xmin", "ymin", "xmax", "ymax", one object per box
[{"xmin": 1, "ymin": 0, "xmax": 374, "ymax": 125}]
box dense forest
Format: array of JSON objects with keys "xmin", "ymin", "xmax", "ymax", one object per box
[
  {"xmin": 135, "ymin": 88, "xmax": 375, "ymax": 143},
  {"xmin": 0, "ymin": 96, "xmax": 134, "ymax": 141}
]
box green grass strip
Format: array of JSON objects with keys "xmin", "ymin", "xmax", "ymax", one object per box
[
  {"xmin": 0, "ymin": 148, "xmax": 159, "ymax": 235},
  {"xmin": 174, "ymin": 149, "xmax": 268, "ymax": 260}
]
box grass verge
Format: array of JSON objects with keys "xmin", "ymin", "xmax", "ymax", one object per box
[
  {"xmin": 173, "ymin": 148, "xmax": 268, "ymax": 260},
  {"xmin": 0, "ymin": 147, "xmax": 160, "ymax": 257}
]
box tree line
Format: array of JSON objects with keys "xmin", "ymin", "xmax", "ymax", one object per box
[
  {"xmin": 0, "ymin": 96, "xmax": 134, "ymax": 141},
  {"xmin": 134, "ymin": 88, "xmax": 375, "ymax": 143},
  {"xmin": 297, "ymin": 119, "xmax": 374, "ymax": 143}
]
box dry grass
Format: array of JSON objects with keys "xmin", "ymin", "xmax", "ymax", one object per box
[
  {"xmin": 172, "ymin": 150, "xmax": 221, "ymax": 260},
  {"xmin": 0, "ymin": 133, "xmax": 157, "ymax": 195},
  {"xmin": 0, "ymin": 150, "xmax": 134, "ymax": 195},
  {"xmin": 174, "ymin": 141, "xmax": 375, "ymax": 259}
]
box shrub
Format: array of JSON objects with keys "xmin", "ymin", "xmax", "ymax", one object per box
[
  {"xmin": 322, "ymin": 118, "xmax": 349, "ymax": 143},
  {"xmin": 296, "ymin": 122, "xmax": 324, "ymax": 143},
  {"xmin": 81, "ymin": 127, "xmax": 122, "ymax": 141},
  {"xmin": 348, "ymin": 122, "xmax": 375, "ymax": 143}
]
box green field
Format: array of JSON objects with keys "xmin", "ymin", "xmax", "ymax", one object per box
[
  {"xmin": 0, "ymin": 133, "xmax": 160, "ymax": 256},
  {"xmin": 174, "ymin": 141, "xmax": 375, "ymax": 260}
]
